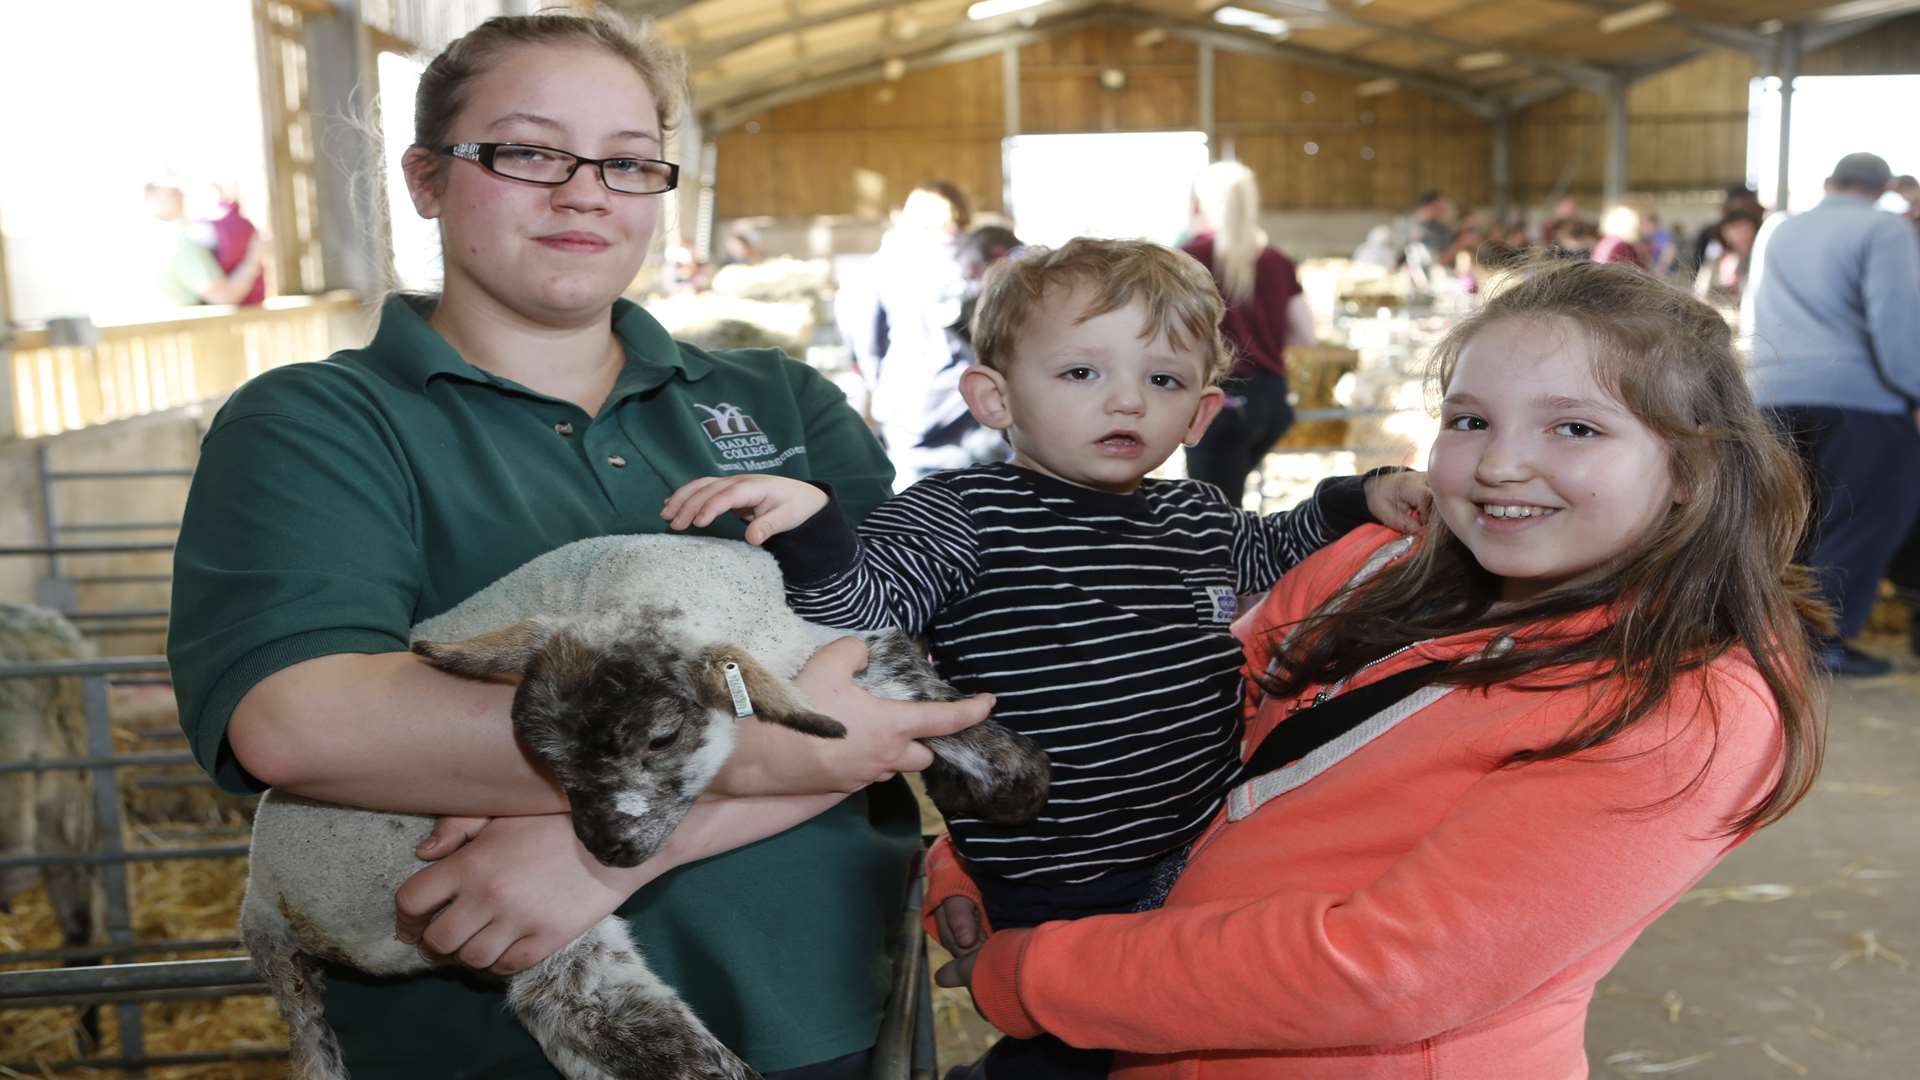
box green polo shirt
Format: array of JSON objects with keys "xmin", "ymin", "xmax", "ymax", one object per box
[{"xmin": 167, "ymin": 294, "xmax": 919, "ymax": 1076}]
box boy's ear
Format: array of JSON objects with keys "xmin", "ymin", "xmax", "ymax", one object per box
[
  {"xmin": 1182, "ymin": 387, "xmax": 1228, "ymax": 448},
  {"xmin": 959, "ymin": 364, "xmax": 1014, "ymax": 431}
]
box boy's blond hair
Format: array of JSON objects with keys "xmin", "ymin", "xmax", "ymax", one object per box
[{"xmin": 970, "ymin": 238, "xmax": 1236, "ymax": 384}]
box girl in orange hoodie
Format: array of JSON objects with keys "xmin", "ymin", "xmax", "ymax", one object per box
[{"xmin": 929, "ymin": 259, "xmax": 1828, "ymax": 1080}]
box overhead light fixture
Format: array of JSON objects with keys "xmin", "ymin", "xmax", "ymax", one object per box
[
  {"xmin": 1213, "ymin": 6, "xmax": 1290, "ymax": 36},
  {"xmin": 966, "ymin": 0, "xmax": 1046, "ymax": 20},
  {"xmin": 1598, "ymin": 1, "xmax": 1672, "ymax": 34},
  {"xmin": 1133, "ymin": 28, "xmax": 1169, "ymax": 47},
  {"xmin": 1456, "ymin": 50, "xmax": 1509, "ymax": 71},
  {"xmin": 1356, "ymin": 77, "xmax": 1398, "ymax": 96}
]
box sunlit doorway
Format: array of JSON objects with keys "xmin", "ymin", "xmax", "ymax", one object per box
[
  {"xmin": 1003, "ymin": 131, "xmax": 1211, "ymax": 247},
  {"xmin": 1748, "ymin": 74, "xmax": 1920, "ymax": 212}
]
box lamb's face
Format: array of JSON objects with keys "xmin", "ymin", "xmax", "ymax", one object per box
[{"xmin": 511, "ymin": 631, "xmax": 732, "ymax": 869}]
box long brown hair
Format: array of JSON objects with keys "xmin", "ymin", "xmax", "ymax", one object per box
[{"xmin": 1266, "ymin": 260, "xmax": 1828, "ymax": 835}]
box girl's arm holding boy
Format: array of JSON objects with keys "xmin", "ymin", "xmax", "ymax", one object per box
[{"xmin": 1232, "ymin": 469, "xmax": 1429, "ymax": 594}]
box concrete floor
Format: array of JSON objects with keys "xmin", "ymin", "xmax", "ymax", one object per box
[
  {"xmin": 1584, "ymin": 636, "xmax": 1919, "ymax": 1079},
  {"xmin": 928, "ymin": 635, "xmax": 1920, "ymax": 1079}
]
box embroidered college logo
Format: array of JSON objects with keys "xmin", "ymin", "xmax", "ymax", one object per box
[
  {"xmin": 694, "ymin": 401, "xmax": 805, "ymax": 472},
  {"xmin": 695, "ymin": 402, "xmax": 761, "ymax": 438}
]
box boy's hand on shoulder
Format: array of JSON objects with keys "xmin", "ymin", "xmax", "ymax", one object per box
[
  {"xmin": 662, "ymin": 475, "xmax": 828, "ymax": 545},
  {"xmin": 1364, "ymin": 469, "xmax": 1431, "ymax": 533}
]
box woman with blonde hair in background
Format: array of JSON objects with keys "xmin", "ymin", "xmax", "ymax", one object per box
[
  {"xmin": 1181, "ymin": 161, "xmax": 1317, "ymax": 507},
  {"xmin": 1592, "ymin": 204, "xmax": 1649, "ymax": 268}
]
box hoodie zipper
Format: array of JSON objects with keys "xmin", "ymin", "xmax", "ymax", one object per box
[{"xmin": 1291, "ymin": 642, "xmax": 1423, "ymax": 712}]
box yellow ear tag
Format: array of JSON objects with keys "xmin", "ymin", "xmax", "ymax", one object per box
[{"xmin": 723, "ymin": 661, "xmax": 753, "ymax": 718}]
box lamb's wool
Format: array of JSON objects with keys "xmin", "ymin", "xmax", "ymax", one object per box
[{"xmin": 414, "ymin": 534, "xmax": 838, "ymax": 681}]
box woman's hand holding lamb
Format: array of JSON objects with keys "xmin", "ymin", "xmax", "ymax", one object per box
[
  {"xmin": 710, "ymin": 635, "xmax": 995, "ymax": 797},
  {"xmin": 394, "ymin": 813, "xmax": 642, "ymax": 976}
]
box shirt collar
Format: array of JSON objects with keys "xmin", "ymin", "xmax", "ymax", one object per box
[
  {"xmin": 370, "ymin": 293, "xmax": 712, "ymax": 393},
  {"xmin": 1817, "ymin": 191, "xmax": 1879, "ymax": 210}
]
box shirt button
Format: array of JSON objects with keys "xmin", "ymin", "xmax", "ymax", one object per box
[
  {"xmin": 607, "ymin": 454, "xmax": 628, "ymax": 468},
  {"xmin": 554, "ymin": 421, "xmax": 574, "ymax": 436}
]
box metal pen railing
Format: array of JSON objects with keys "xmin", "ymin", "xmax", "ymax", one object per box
[{"xmin": 0, "ymin": 656, "xmax": 249, "ymax": 1077}]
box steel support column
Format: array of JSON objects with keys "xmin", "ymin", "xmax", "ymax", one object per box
[
  {"xmin": 1492, "ymin": 113, "xmax": 1513, "ymax": 220},
  {"xmin": 1199, "ymin": 43, "xmax": 1216, "ymax": 159},
  {"xmin": 1603, "ymin": 77, "xmax": 1629, "ymax": 206},
  {"xmin": 1776, "ymin": 26, "xmax": 1801, "ymax": 211}
]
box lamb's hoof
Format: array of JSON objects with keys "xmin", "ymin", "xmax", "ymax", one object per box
[
  {"xmin": 681, "ymin": 1045, "xmax": 759, "ymax": 1080},
  {"xmin": 924, "ymin": 748, "xmax": 1051, "ymax": 825}
]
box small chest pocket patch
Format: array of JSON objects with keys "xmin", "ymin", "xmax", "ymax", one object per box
[{"xmin": 1205, "ymin": 585, "xmax": 1238, "ymax": 623}]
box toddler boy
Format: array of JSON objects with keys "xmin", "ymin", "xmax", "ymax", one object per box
[{"xmin": 665, "ymin": 238, "xmax": 1424, "ymax": 927}]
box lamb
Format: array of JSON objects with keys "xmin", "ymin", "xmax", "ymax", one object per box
[{"xmin": 242, "ymin": 533, "xmax": 1050, "ymax": 1080}]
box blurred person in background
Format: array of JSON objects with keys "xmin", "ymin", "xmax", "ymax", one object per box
[
  {"xmin": 199, "ymin": 183, "xmax": 268, "ymax": 305},
  {"xmin": 717, "ymin": 222, "xmax": 765, "ymax": 268},
  {"xmin": 1685, "ymin": 183, "xmax": 1766, "ymax": 277},
  {"xmin": 1892, "ymin": 174, "xmax": 1920, "ymax": 230},
  {"xmin": 1694, "ymin": 208, "xmax": 1760, "ymax": 307},
  {"xmin": 1537, "ymin": 194, "xmax": 1584, "ymax": 247},
  {"xmin": 1747, "ymin": 152, "xmax": 1920, "ymax": 676},
  {"xmin": 1180, "ymin": 161, "xmax": 1313, "ymax": 507},
  {"xmin": 858, "ymin": 179, "xmax": 1003, "ymax": 489},
  {"xmin": 1591, "ymin": 204, "xmax": 1647, "ymax": 267},
  {"xmin": 1410, "ymin": 190, "xmax": 1456, "ymax": 254},
  {"xmin": 143, "ymin": 176, "xmax": 265, "ymax": 308}
]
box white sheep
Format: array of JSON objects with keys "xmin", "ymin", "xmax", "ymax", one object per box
[
  {"xmin": 0, "ymin": 604, "xmax": 99, "ymax": 946},
  {"xmin": 0, "ymin": 603, "xmax": 102, "ymax": 1046},
  {"xmin": 242, "ymin": 533, "xmax": 1049, "ymax": 1080}
]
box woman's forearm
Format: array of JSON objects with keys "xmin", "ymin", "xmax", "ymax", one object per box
[
  {"xmin": 657, "ymin": 793, "xmax": 848, "ymax": 872},
  {"xmin": 228, "ymin": 651, "xmax": 569, "ymax": 816}
]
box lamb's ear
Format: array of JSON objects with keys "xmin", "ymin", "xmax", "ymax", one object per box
[
  {"xmin": 412, "ymin": 619, "xmax": 554, "ymax": 679},
  {"xmin": 690, "ymin": 646, "xmax": 846, "ymax": 738}
]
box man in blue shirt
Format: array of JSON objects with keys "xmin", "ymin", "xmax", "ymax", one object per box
[{"xmin": 1747, "ymin": 152, "xmax": 1920, "ymax": 675}]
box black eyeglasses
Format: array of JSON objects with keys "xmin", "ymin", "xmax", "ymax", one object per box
[{"xmin": 440, "ymin": 142, "xmax": 679, "ymax": 194}]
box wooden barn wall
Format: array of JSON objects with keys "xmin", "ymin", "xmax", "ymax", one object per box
[
  {"xmin": 711, "ymin": 55, "xmax": 1005, "ymax": 221},
  {"xmin": 1511, "ymin": 50, "xmax": 1756, "ymax": 202},
  {"xmin": 715, "ymin": 25, "xmax": 1491, "ymax": 218},
  {"xmin": 714, "ymin": 15, "xmax": 1920, "ymax": 219},
  {"xmin": 1214, "ymin": 51, "xmax": 1490, "ymax": 210},
  {"xmin": 1016, "ymin": 27, "xmax": 1200, "ymax": 134},
  {"xmin": 1799, "ymin": 14, "xmax": 1920, "ymax": 75}
]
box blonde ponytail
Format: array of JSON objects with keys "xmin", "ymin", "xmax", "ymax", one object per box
[{"xmin": 1192, "ymin": 161, "xmax": 1266, "ymax": 304}]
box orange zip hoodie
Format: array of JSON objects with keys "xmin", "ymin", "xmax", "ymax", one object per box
[{"xmin": 937, "ymin": 526, "xmax": 1786, "ymax": 1079}]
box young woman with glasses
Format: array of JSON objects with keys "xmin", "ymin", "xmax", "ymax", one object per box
[{"xmin": 166, "ymin": 11, "xmax": 990, "ymax": 1079}]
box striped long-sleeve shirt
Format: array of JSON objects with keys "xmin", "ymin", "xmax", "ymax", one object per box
[{"xmin": 766, "ymin": 463, "xmax": 1373, "ymax": 905}]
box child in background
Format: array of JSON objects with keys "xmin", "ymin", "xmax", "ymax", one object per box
[
  {"xmin": 931, "ymin": 258, "xmax": 1829, "ymax": 1080},
  {"xmin": 666, "ymin": 237, "xmax": 1426, "ymax": 1078}
]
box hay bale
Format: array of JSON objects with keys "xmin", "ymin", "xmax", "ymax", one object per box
[
  {"xmin": 708, "ymin": 257, "xmax": 832, "ymax": 305},
  {"xmin": 648, "ymin": 293, "xmax": 816, "ymax": 357},
  {"xmin": 1273, "ymin": 346, "xmax": 1359, "ymax": 451},
  {"xmin": 2, "ymin": 684, "xmax": 277, "ymax": 1075}
]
